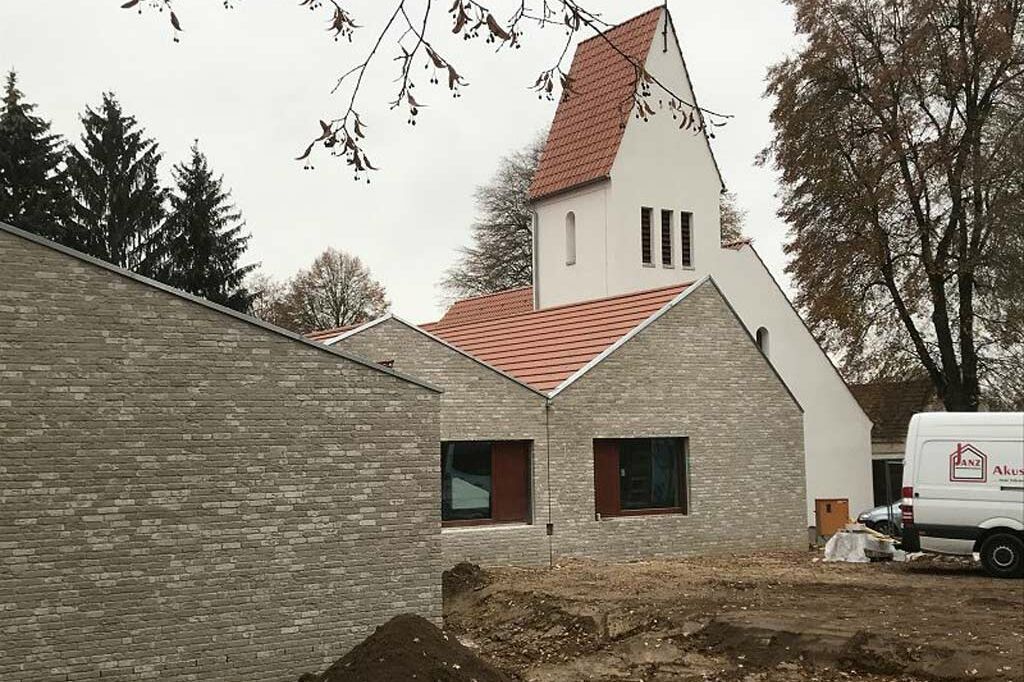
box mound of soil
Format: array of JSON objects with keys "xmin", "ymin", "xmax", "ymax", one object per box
[
  {"xmin": 443, "ymin": 562, "xmax": 488, "ymax": 598},
  {"xmin": 300, "ymin": 614, "xmax": 513, "ymax": 682}
]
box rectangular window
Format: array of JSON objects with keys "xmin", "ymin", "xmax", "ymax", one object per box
[
  {"xmin": 641, "ymin": 207, "xmax": 653, "ymax": 265},
  {"xmin": 442, "ymin": 441, "xmax": 530, "ymax": 525},
  {"xmin": 680, "ymin": 212, "xmax": 693, "ymax": 267},
  {"xmin": 594, "ymin": 438, "xmax": 688, "ymax": 517},
  {"xmin": 661, "ymin": 210, "xmax": 673, "ymax": 267}
]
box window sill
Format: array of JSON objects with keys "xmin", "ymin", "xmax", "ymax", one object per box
[
  {"xmin": 598, "ymin": 508, "xmax": 687, "ymax": 520},
  {"xmin": 662, "ymin": 264, "xmax": 675, "ymax": 269},
  {"xmin": 442, "ymin": 521, "xmax": 532, "ymax": 533},
  {"xmin": 642, "ymin": 262, "xmax": 656, "ymax": 268}
]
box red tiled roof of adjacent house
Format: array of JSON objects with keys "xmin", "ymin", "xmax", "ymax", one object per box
[
  {"xmin": 435, "ymin": 286, "xmax": 535, "ymax": 327},
  {"xmin": 421, "ymin": 283, "xmax": 690, "ymax": 392},
  {"xmin": 527, "ymin": 7, "xmax": 663, "ymax": 201},
  {"xmin": 850, "ymin": 378, "xmax": 939, "ymax": 442},
  {"xmin": 307, "ymin": 323, "xmax": 360, "ymax": 343}
]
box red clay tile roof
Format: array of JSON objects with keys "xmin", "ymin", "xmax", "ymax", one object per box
[
  {"xmin": 307, "ymin": 323, "xmax": 361, "ymax": 343},
  {"xmin": 421, "ymin": 283, "xmax": 690, "ymax": 393},
  {"xmin": 528, "ymin": 7, "xmax": 663, "ymax": 201},
  {"xmin": 435, "ymin": 287, "xmax": 534, "ymax": 327},
  {"xmin": 850, "ymin": 379, "xmax": 939, "ymax": 442}
]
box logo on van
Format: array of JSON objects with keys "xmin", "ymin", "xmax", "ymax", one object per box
[{"xmin": 949, "ymin": 443, "xmax": 987, "ymax": 483}]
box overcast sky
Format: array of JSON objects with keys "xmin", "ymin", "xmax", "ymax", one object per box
[{"xmin": 1, "ymin": 0, "xmax": 800, "ymax": 323}]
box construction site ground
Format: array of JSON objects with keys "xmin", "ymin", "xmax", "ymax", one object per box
[{"xmin": 443, "ymin": 551, "xmax": 1024, "ymax": 682}]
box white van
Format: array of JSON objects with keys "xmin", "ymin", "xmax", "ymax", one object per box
[{"xmin": 900, "ymin": 412, "xmax": 1024, "ymax": 578}]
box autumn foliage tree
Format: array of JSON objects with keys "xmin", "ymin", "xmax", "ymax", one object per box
[{"xmin": 765, "ymin": 0, "xmax": 1024, "ymax": 411}]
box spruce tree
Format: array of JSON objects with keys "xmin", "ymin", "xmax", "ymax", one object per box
[
  {"xmin": 0, "ymin": 70, "xmax": 69, "ymax": 238},
  {"xmin": 65, "ymin": 93, "xmax": 166, "ymax": 273},
  {"xmin": 160, "ymin": 143, "xmax": 255, "ymax": 312}
]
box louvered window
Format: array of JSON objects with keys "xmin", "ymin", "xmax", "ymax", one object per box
[
  {"xmin": 680, "ymin": 212, "xmax": 693, "ymax": 267},
  {"xmin": 641, "ymin": 207, "xmax": 653, "ymax": 265},
  {"xmin": 661, "ymin": 210, "xmax": 673, "ymax": 266}
]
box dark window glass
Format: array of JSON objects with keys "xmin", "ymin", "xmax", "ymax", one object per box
[
  {"xmin": 620, "ymin": 438, "xmax": 681, "ymax": 510},
  {"xmin": 680, "ymin": 212, "xmax": 693, "ymax": 267},
  {"xmin": 442, "ymin": 441, "xmax": 492, "ymax": 521},
  {"xmin": 641, "ymin": 207, "xmax": 653, "ymax": 264},
  {"xmin": 594, "ymin": 438, "xmax": 688, "ymax": 516},
  {"xmin": 661, "ymin": 210, "xmax": 673, "ymax": 266},
  {"xmin": 441, "ymin": 441, "xmax": 531, "ymax": 524}
]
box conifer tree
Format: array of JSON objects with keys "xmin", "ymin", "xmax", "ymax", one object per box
[
  {"xmin": 65, "ymin": 93, "xmax": 166, "ymax": 273},
  {"xmin": 0, "ymin": 70, "xmax": 68, "ymax": 238},
  {"xmin": 159, "ymin": 143, "xmax": 255, "ymax": 311}
]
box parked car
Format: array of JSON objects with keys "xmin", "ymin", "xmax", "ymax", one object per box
[
  {"xmin": 900, "ymin": 412, "xmax": 1024, "ymax": 579},
  {"xmin": 857, "ymin": 502, "xmax": 902, "ymax": 537}
]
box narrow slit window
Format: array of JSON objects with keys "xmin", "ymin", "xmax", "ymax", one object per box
[
  {"xmin": 565, "ymin": 212, "xmax": 576, "ymax": 266},
  {"xmin": 661, "ymin": 210, "xmax": 673, "ymax": 267},
  {"xmin": 641, "ymin": 207, "xmax": 653, "ymax": 265},
  {"xmin": 680, "ymin": 212, "xmax": 693, "ymax": 267}
]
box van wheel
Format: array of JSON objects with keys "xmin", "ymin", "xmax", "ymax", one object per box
[{"xmin": 979, "ymin": 533, "xmax": 1024, "ymax": 579}]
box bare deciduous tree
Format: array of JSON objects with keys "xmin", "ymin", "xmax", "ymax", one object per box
[
  {"xmin": 118, "ymin": 1, "xmax": 730, "ymax": 178},
  {"xmin": 764, "ymin": 0, "xmax": 1024, "ymax": 411}
]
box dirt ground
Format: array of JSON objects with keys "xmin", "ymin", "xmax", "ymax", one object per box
[{"xmin": 444, "ymin": 551, "xmax": 1024, "ymax": 682}]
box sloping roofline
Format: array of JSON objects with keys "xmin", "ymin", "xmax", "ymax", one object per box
[
  {"xmin": 327, "ymin": 277, "xmax": 801, "ymax": 411},
  {"xmin": 0, "ymin": 221, "xmax": 441, "ymax": 394},
  {"xmin": 322, "ymin": 313, "xmax": 551, "ymax": 399},
  {"xmin": 529, "ymin": 5, "xmax": 725, "ymax": 202},
  {"xmin": 724, "ymin": 240, "xmax": 870, "ymax": 423},
  {"xmin": 547, "ymin": 276, "xmax": 803, "ymax": 411}
]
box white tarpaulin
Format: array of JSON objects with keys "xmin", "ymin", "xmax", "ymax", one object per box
[{"xmin": 824, "ymin": 526, "xmax": 896, "ymax": 563}]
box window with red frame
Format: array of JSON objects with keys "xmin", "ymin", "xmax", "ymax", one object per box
[
  {"xmin": 594, "ymin": 438, "xmax": 689, "ymax": 517},
  {"xmin": 441, "ymin": 441, "xmax": 531, "ymax": 525}
]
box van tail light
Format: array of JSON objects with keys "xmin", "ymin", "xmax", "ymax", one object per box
[{"xmin": 900, "ymin": 486, "xmax": 914, "ymax": 525}]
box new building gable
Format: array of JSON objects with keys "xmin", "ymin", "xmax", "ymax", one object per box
[
  {"xmin": 321, "ymin": 278, "xmax": 799, "ymax": 409},
  {"xmin": 0, "ymin": 221, "xmax": 439, "ymax": 394}
]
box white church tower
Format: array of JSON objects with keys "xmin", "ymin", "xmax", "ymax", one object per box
[{"xmin": 528, "ymin": 6, "xmax": 874, "ymax": 527}]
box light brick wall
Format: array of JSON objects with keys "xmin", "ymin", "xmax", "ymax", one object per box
[
  {"xmin": 334, "ymin": 320, "xmax": 551, "ymax": 567},
  {"xmin": 335, "ymin": 282, "xmax": 806, "ymax": 567},
  {"xmin": 0, "ymin": 229, "xmax": 442, "ymax": 681},
  {"xmin": 547, "ymin": 283, "xmax": 807, "ymax": 560}
]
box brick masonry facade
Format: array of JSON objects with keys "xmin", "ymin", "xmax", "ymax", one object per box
[
  {"xmin": 0, "ymin": 227, "xmax": 442, "ymax": 681},
  {"xmin": 335, "ymin": 320, "xmax": 552, "ymax": 567},
  {"xmin": 334, "ymin": 281, "xmax": 807, "ymax": 567}
]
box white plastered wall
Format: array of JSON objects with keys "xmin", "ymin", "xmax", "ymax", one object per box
[
  {"xmin": 712, "ymin": 246, "xmax": 874, "ymax": 524},
  {"xmin": 534, "ymin": 9, "xmax": 722, "ymax": 309}
]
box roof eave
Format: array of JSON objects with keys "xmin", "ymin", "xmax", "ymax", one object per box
[{"xmin": 527, "ymin": 175, "xmax": 611, "ymax": 205}]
